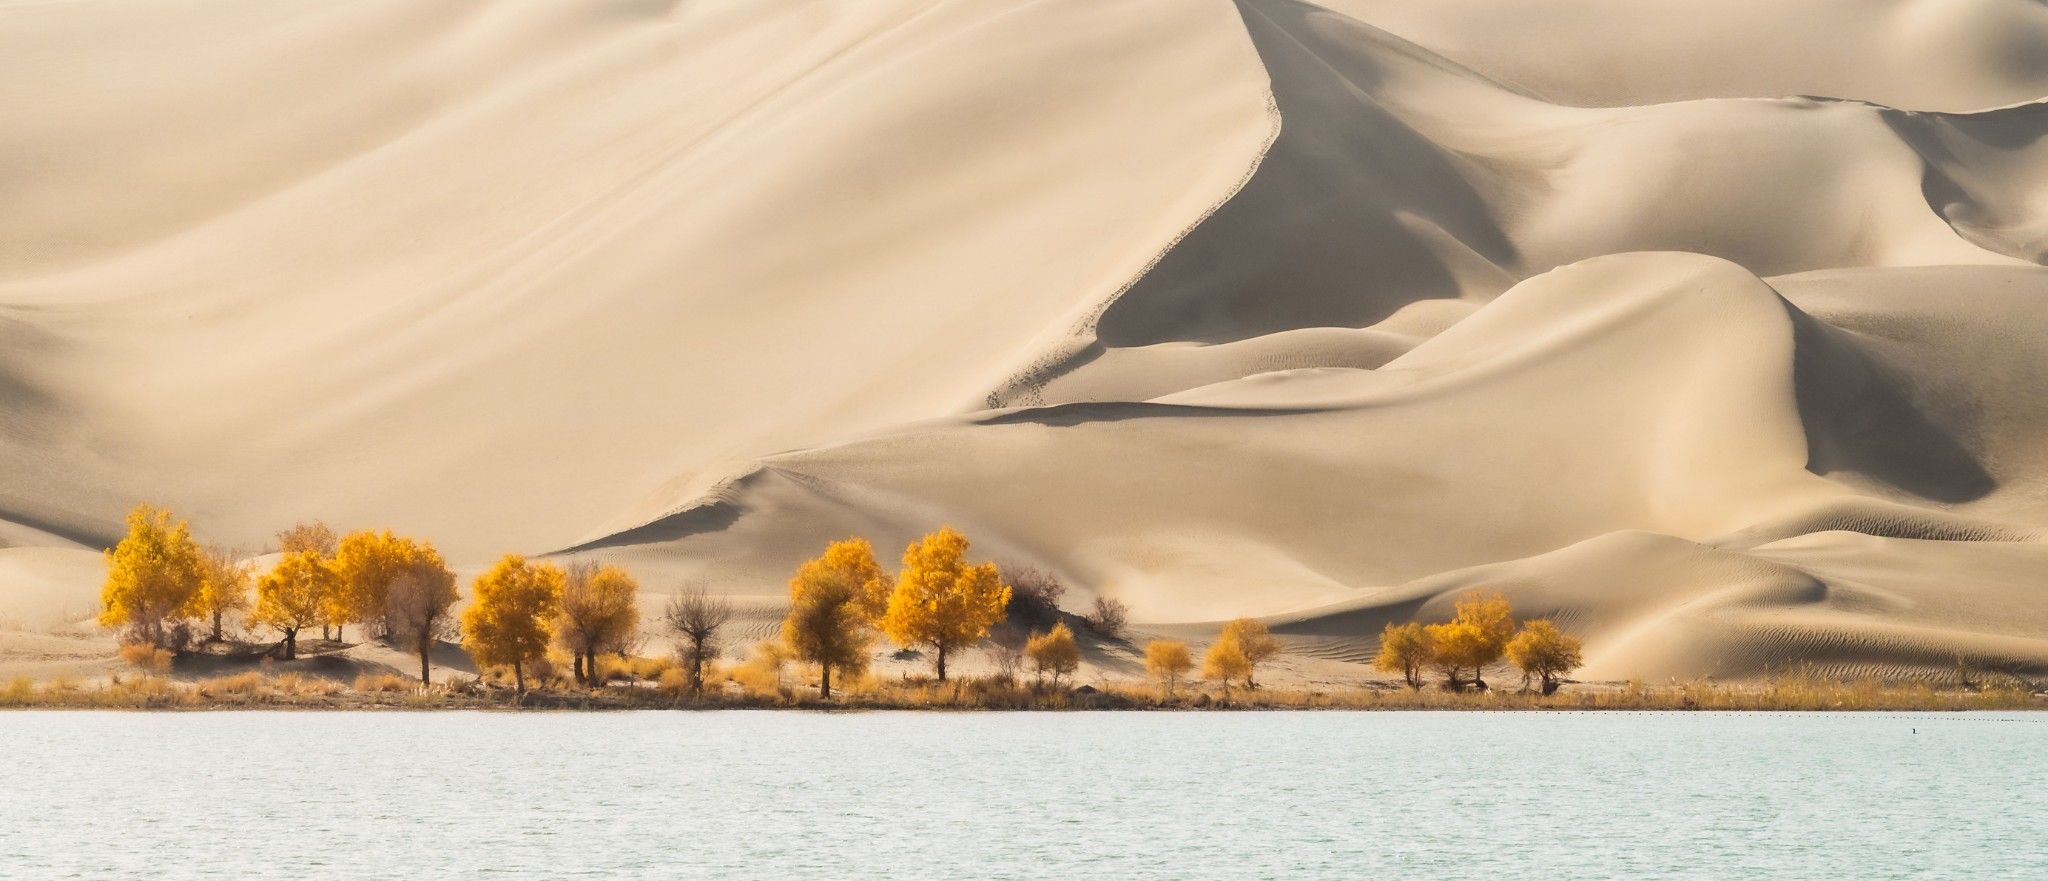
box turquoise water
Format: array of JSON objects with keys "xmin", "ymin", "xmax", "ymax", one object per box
[{"xmin": 2, "ymin": 711, "xmax": 2042, "ymax": 879}]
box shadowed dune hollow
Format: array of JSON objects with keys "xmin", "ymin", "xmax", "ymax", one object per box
[{"xmin": 4, "ymin": 0, "xmax": 2048, "ymax": 680}]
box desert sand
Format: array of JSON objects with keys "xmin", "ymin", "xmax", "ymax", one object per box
[{"xmin": 3, "ymin": 0, "xmax": 2046, "ymax": 684}]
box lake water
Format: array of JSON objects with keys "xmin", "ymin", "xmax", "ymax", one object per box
[{"xmin": 2, "ymin": 711, "xmax": 2042, "ymax": 879}]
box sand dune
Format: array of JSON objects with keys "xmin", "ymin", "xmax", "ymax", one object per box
[{"xmin": 3, "ymin": 0, "xmax": 2045, "ymax": 680}]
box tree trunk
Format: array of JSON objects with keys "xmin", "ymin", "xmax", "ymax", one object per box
[
  {"xmin": 935, "ymin": 645, "xmax": 947, "ymax": 681},
  {"xmin": 587, "ymin": 650, "xmax": 598, "ymax": 685},
  {"xmin": 418, "ymin": 638, "xmax": 432, "ymax": 686},
  {"xmin": 210, "ymin": 611, "xmax": 223, "ymax": 643},
  {"xmin": 283, "ymin": 628, "xmax": 297, "ymax": 660},
  {"xmin": 572, "ymin": 652, "xmax": 585, "ymax": 685},
  {"xmin": 821, "ymin": 663, "xmax": 832, "ymax": 699},
  {"xmin": 513, "ymin": 659, "xmax": 525, "ymax": 693},
  {"xmin": 688, "ymin": 643, "xmax": 704, "ymax": 695}
]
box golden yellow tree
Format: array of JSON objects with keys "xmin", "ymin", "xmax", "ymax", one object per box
[
  {"xmin": 1423, "ymin": 592, "xmax": 1515, "ymax": 690},
  {"xmin": 253, "ymin": 549, "xmax": 341, "ymax": 659},
  {"xmin": 99, "ymin": 504, "xmax": 206, "ymax": 649},
  {"xmin": 1202, "ymin": 618, "xmax": 1280, "ymax": 689},
  {"xmin": 808, "ymin": 538, "xmax": 891, "ymax": 626},
  {"xmin": 331, "ymin": 529, "xmax": 455, "ymax": 640},
  {"xmin": 556, "ymin": 562, "xmax": 641, "ymax": 685},
  {"xmin": 1145, "ymin": 639, "xmax": 1193, "ymax": 695},
  {"xmin": 460, "ymin": 555, "xmax": 565, "ymax": 692},
  {"xmin": 783, "ymin": 541, "xmax": 882, "ymax": 698},
  {"xmin": 1506, "ymin": 619, "xmax": 1584, "ymax": 694},
  {"xmin": 192, "ymin": 545, "xmax": 252, "ymax": 643},
  {"xmin": 1202, "ymin": 634, "xmax": 1248, "ymax": 688},
  {"xmin": 1026, "ymin": 621, "xmax": 1081, "ymax": 687},
  {"xmin": 275, "ymin": 520, "xmax": 338, "ymax": 638},
  {"xmin": 1372, "ymin": 621, "xmax": 1432, "ymax": 690},
  {"xmin": 882, "ymin": 527, "xmax": 1011, "ymax": 681}
]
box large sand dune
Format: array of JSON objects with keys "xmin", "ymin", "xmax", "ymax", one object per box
[{"xmin": 3, "ymin": 0, "xmax": 2045, "ymax": 680}]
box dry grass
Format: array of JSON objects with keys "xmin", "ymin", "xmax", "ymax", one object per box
[
  {"xmin": 352, "ymin": 672, "xmax": 416, "ymax": 694},
  {"xmin": 117, "ymin": 643, "xmax": 173, "ymax": 673},
  {"xmin": 0, "ymin": 666, "xmax": 2038, "ymax": 711}
]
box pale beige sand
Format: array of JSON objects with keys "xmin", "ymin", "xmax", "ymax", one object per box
[{"xmin": 3, "ymin": 0, "xmax": 2045, "ymax": 683}]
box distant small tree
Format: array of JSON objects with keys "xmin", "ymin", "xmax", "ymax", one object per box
[
  {"xmin": 1145, "ymin": 639, "xmax": 1193, "ymax": 695},
  {"xmin": 193, "ymin": 545, "xmax": 252, "ymax": 643},
  {"xmin": 99, "ymin": 504, "xmax": 206, "ymax": 650},
  {"xmin": 1505, "ymin": 619, "xmax": 1584, "ymax": 695},
  {"xmin": 1085, "ymin": 596, "xmax": 1129, "ymax": 639},
  {"xmin": 1026, "ymin": 621, "xmax": 1080, "ymax": 687},
  {"xmin": 277, "ymin": 521, "xmax": 338, "ymax": 556},
  {"xmin": 253, "ymin": 549, "xmax": 341, "ymax": 660},
  {"xmin": 783, "ymin": 543, "xmax": 879, "ymax": 699},
  {"xmin": 556, "ymin": 562, "xmax": 641, "ymax": 685},
  {"xmin": 1202, "ymin": 617, "xmax": 1280, "ymax": 689},
  {"xmin": 663, "ymin": 586, "xmax": 735, "ymax": 696},
  {"xmin": 1424, "ymin": 592, "xmax": 1515, "ymax": 690},
  {"xmin": 385, "ymin": 561, "xmax": 459, "ymax": 685},
  {"xmin": 460, "ymin": 555, "xmax": 565, "ymax": 692},
  {"xmin": 1372, "ymin": 622, "xmax": 1432, "ymax": 689},
  {"xmin": 882, "ymin": 527, "xmax": 1011, "ymax": 681}
]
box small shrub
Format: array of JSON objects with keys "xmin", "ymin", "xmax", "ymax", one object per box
[
  {"xmin": 118, "ymin": 642, "xmax": 174, "ymax": 673},
  {"xmin": 728, "ymin": 640, "xmax": 791, "ymax": 700},
  {"xmin": 656, "ymin": 667, "xmax": 690, "ymax": 695}
]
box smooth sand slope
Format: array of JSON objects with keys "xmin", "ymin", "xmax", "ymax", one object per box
[{"xmin": 2, "ymin": 0, "xmax": 2045, "ymax": 681}]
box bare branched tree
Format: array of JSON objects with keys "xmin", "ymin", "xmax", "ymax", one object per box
[
  {"xmin": 664, "ymin": 585, "xmax": 735, "ymax": 696},
  {"xmin": 386, "ymin": 572, "xmax": 459, "ymax": 685},
  {"xmin": 1086, "ymin": 596, "xmax": 1129, "ymax": 640}
]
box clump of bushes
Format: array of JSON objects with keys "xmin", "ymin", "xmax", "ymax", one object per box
[{"xmin": 118, "ymin": 642, "xmax": 174, "ymax": 673}]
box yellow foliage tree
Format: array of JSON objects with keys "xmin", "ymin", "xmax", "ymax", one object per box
[
  {"xmin": 253, "ymin": 549, "xmax": 341, "ymax": 659},
  {"xmin": 882, "ymin": 527, "xmax": 1011, "ymax": 681},
  {"xmin": 99, "ymin": 504, "xmax": 206, "ymax": 650},
  {"xmin": 1423, "ymin": 592, "xmax": 1516, "ymax": 690},
  {"xmin": 192, "ymin": 545, "xmax": 252, "ymax": 643},
  {"xmin": 1202, "ymin": 617, "xmax": 1281, "ymax": 689},
  {"xmin": 783, "ymin": 541, "xmax": 882, "ymax": 698},
  {"xmin": 1505, "ymin": 618, "xmax": 1585, "ymax": 694},
  {"xmin": 275, "ymin": 520, "xmax": 339, "ymax": 638},
  {"xmin": 460, "ymin": 555, "xmax": 565, "ymax": 692},
  {"xmin": 1372, "ymin": 621, "xmax": 1432, "ymax": 690},
  {"xmin": 556, "ymin": 562, "xmax": 641, "ymax": 685},
  {"xmin": 1145, "ymin": 639, "xmax": 1193, "ymax": 695},
  {"xmin": 1026, "ymin": 621, "xmax": 1081, "ymax": 687}
]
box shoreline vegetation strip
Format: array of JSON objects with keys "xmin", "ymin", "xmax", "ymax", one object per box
[{"xmin": 3, "ymin": 671, "xmax": 2042, "ymax": 712}]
